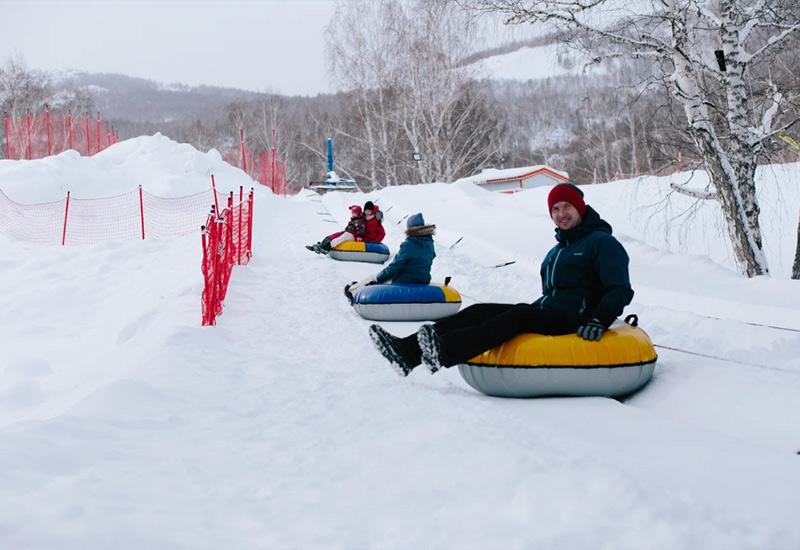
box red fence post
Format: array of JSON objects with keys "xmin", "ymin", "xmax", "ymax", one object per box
[
  {"xmin": 201, "ymin": 225, "xmax": 209, "ymax": 325},
  {"xmin": 46, "ymin": 107, "xmax": 52, "ymax": 156},
  {"xmin": 247, "ymin": 188, "xmax": 254, "ymax": 258},
  {"xmin": 238, "ymin": 186, "xmax": 243, "ymax": 265},
  {"xmin": 96, "ymin": 112, "xmax": 101, "ymax": 153},
  {"xmin": 26, "ymin": 110, "xmax": 32, "ymax": 160},
  {"xmin": 85, "ymin": 114, "xmax": 91, "ymax": 155},
  {"xmin": 271, "ymin": 129, "xmax": 277, "ymax": 192},
  {"xmin": 239, "ymin": 129, "xmax": 247, "ymax": 172},
  {"xmin": 209, "ymin": 213, "xmax": 219, "ymax": 324},
  {"xmin": 3, "ymin": 111, "xmax": 10, "ymax": 160},
  {"xmin": 211, "ymin": 174, "xmax": 220, "ymax": 212},
  {"xmin": 61, "ymin": 191, "xmax": 71, "ymax": 246},
  {"xmin": 68, "ymin": 111, "xmax": 73, "ymax": 151},
  {"xmin": 138, "ymin": 185, "xmax": 146, "ymax": 240},
  {"xmin": 283, "ymin": 152, "xmax": 288, "ymax": 196}
]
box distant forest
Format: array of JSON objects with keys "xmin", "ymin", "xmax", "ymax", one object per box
[{"xmin": 2, "ymin": 6, "xmax": 799, "ymax": 192}]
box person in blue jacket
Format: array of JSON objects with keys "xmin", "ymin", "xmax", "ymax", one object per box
[
  {"xmin": 345, "ymin": 212, "xmax": 436, "ymax": 300},
  {"xmin": 369, "ymin": 183, "xmax": 634, "ymax": 377}
]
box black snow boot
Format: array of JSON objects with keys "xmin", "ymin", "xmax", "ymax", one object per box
[
  {"xmin": 369, "ymin": 325, "xmax": 418, "ymax": 377},
  {"xmin": 344, "ymin": 282, "xmax": 356, "ymax": 304},
  {"xmin": 306, "ymin": 243, "xmax": 321, "ymax": 253},
  {"xmin": 417, "ymin": 324, "xmax": 446, "ymax": 374},
  {"xmin": 317, "ymin": 237, "xmax": 333, "ymax": 253}
]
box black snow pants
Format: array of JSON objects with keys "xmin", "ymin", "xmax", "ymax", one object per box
[{"xmin": 399, "ymin": 302, "xmax": 577, "ymax": 369}]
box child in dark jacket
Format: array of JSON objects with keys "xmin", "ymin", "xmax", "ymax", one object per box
[
  {"xmin": 360, "ymin": 201, "xmax": 385, "ymax": 243},
  {"xmin": 307, "ymin": 205, "xmax": 366, "ymax": 254},
  {"xmin": 347, "ymin": 212, "xmax": 435, "ymax": 295}
]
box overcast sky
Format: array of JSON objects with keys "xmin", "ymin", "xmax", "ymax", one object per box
[{"xmin": 1, "ymin": 0, "xmax": 338, "ymax": 96}]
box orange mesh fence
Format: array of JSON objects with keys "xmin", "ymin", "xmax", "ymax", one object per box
[
  {"xmin": 201, "ymin": 188, "xmax": 253, "ymax": 326},
  {"xmin": 3, "ymin": 109, "xmax": 118, "ymax": 160},
  {"xmin": 0, "ymin": 186, "xmax": 216, "ymax": 245}
]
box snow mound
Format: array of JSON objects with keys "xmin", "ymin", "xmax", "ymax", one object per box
[{"xmin": 0, "ymin": 133, "xmax": 254, "ymax": 202}]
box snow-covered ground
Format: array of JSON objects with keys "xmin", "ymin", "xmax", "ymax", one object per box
[{"xmin": 0, "ymin": 136, "xmax": 799, "ymax": 549}]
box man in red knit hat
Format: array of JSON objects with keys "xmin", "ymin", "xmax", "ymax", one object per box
[{"xmin": 368, "ymin": 182, "xmax": 634, "ymax": 377}]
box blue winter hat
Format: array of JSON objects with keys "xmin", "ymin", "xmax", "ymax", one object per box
[{"xmin": 406, "ymin": 212, "xmax": 425, "ymax": 228}]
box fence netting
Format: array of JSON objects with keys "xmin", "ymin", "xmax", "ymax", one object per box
[
  {"xmin": 3, "ymin": 110, "xmax": 118, "ymax": 160},
  {"xmin": 0, "ymin": 187, "xmax": 216, "ymax": 245},
  {"xmin": 201, "ymin": 189, "xmax": 253, "ymax": 326}
]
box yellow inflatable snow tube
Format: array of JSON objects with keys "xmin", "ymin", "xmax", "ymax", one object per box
[{"xmin": 459, "ymin": 319, "xmax": 657, "ymax": 398}]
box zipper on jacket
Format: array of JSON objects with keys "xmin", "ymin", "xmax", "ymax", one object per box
[{"xmin": 549, "ymin": 247, "xmax": 564, "ymax": 290}]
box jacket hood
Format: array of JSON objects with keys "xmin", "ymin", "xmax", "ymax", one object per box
[
  {"xmin": 554, "ymin": 206, "xmax": 612, "ymax": 244},
  {"xmin": 406, "ymin": 224, "xmax": 436, "ymax": 237}
]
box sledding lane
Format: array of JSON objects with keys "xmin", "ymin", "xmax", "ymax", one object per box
[
  {"xmin": 1, "ymin": 135, "xmax": 799, "ymax": 549},
  {"xmin": 190, "ymin": 191, "xmax": 800, "ymax": 549}
]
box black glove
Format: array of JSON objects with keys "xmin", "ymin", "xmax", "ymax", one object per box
[{"xmin": 577, "ymin": 318, "xmax": 605, "ymax": 341}]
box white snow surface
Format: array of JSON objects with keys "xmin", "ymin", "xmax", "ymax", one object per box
[{"xmin": 0, "ymin": 136, "xmax": 799, "ymax": 549}]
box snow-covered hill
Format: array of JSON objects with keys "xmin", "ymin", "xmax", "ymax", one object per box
[{"xmin": 0, "ymin": 136, "xmax": 798, "ymax": 549}]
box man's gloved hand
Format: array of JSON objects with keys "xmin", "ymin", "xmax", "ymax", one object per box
[
  {"xmin": 348, "ymin": 276, "xmax": 376, "ymax": 294},
  {"xmin": 577, "ymin": 318, "xmax": 605, "ymax": 341}
]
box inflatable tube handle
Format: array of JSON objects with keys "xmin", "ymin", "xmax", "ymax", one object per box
[
  {"xmin": 624, "ymin": 314, "xmax": 639, "ymax": 327},
  {"xmin": 444, "ymin": 276, "xmax": 451, "ymax": 286}
]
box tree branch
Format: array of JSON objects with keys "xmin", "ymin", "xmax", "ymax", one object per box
[{"xmin": 670, "ymin": 181, "xmax": 716, "ymax": 200}]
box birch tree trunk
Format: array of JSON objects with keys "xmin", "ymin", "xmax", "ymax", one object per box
[{"xmin": 468, "ymin": 0, "xmax": 800, "ymax": 277}]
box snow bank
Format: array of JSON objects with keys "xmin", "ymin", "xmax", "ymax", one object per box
[{"xmin": 0, "ymin": 133, "xmax": 253, "ymax": 202}]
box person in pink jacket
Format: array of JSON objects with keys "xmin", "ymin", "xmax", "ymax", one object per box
[{"xmin": 306, "ymin": 205, "xmax": 366, "ymax": 254}]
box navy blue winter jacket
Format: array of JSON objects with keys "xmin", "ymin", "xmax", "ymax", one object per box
[
  {"xmin": 375, "ymin": 234, "xmax": 435, "ymax": 284},
  {"xmin": 532, "ymin": 206, "xmax": 634, "ymax": 328}
]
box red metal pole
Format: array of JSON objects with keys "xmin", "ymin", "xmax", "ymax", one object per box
[
  {"xmin": 239, "ymin": 129, "xmax": 247, "ymax": 172},
  {"xmin": 68, "ymin": 111, "xmax": 73, "ymax": 151},
  {"xmin": 61, "ymin": 191, "xmax": 70, "ymax": 246},
  {"xmin": 26, "ymin": 110, "xmax": 32, "ymax": 160},
  {"xmin": 247, "ymin": 188, "xmax": 254, "ymax": 258},
  {"xmin": 138, "ymin": 185, "xmax": 145, "ymax": 240},
  {"xmin": 238, "ymin": 186, "xmax": 243, "ymax": 265},
  {"xmin": 211, "ymin": 174, "xmax": 220, "ymax": 212},
  {"xmin": 201, "ymin": 226, "xmax": 209, "ymax": 325},
  {"xmin": 46, "ymin": 107, "xmax": 52, "ymax": 156},
  {"xmin": 85, "ymin": 114, "xmax": 91, "ymax": 155},
  {"xmin": 271, "ymin": 129, "xmax": 277, "ymax": 191},
  {"xmin": 3, "ymin": 111, "xmax": 10, "ymax": 160},
  {"xmin": 209, "ymin": 216, "xmax": 219, "ymax": 325},
  {"xmin": 96, "ymin": 112, "xmax": 101, "ymax": 153}
]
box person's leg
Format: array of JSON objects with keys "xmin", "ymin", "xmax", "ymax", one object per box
[
  {"xmin": 432, "ymin": 303, "xmax": 518, "ymax": 336},
  {"xmin": 368, "ymin": 303, "xmax": 515, "ymax": 375},
  {"xmin": 427, "ymin": 305, "xmax": 575, "ymax": 368},
  {"xmin": 307, "ymin": 231, "xmax": 343, "ymax": 253},
  {"xmin": 329, "ymin": 231, "xmax": 355, "ymax": 249}
]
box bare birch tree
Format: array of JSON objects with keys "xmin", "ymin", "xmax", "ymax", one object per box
[
  {"xmin": 466, "ymin": 0, "xmax": 800, "ymax": 278},
  {"xmin": 328, "ymin": 0, "xmax": 503, "ymax": 187}
]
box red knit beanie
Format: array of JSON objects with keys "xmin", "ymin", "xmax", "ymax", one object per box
[{"xmin": 547, "ymin": 183, "xmax": 587, "ymax": 217}]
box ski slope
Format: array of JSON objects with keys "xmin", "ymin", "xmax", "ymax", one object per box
[{"xmin": 0, "ymin": 136, "xmax": 799, "ymax": 549}]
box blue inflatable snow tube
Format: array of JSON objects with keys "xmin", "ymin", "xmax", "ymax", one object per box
[
  {"xmin": 329, "ymin": 241, "xmax": 390, "ymax": 263},
  {"xmin": 352, "ymin": 283, "xmax": 462, "ymax": 321}
]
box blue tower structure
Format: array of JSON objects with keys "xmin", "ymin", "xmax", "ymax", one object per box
[{"xmin": 308, "ymin": 137, "xmax": 359, "ymax": 193}]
